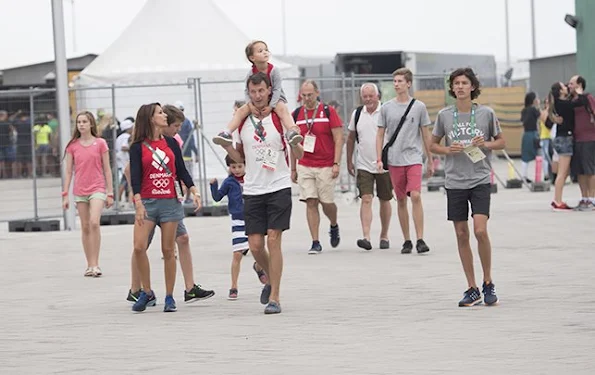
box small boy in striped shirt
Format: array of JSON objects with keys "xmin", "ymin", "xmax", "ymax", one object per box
[{"xmin": 210, "ymin": 155, "xmax": 268, "ymax": 300}]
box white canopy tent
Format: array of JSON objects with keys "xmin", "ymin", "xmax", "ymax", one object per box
[{"xmin": 75, "ymin": 0, "xmax": 299, "ymax": 179}]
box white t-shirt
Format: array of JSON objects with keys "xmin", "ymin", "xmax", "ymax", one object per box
[
  {"xmin": 234, "ymin": 113, "xmax": 292, "ymax": 196},
  {"xmin": 347, "ymin": 103, "xmax": 384, "ymax": 174},
  {"xmin": 115, "ymin": 132, "xmax": 131, "ymax": 170}
]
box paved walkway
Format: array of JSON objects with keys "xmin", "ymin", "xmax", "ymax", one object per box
[{"xmin": 1, "ymin": 162, "xmax": 594, "ymax": 374}]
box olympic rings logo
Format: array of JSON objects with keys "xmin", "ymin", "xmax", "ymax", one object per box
[{"xmin": 153, "ymin": 179, "xmax": 170, "ymax": 188}]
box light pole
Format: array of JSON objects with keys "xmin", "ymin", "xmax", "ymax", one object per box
[
  {"xmin": 530, "ymin": 0, "xmax": 537, "ymax": 58},
  {"xmin": 281, "ymin": 0, "xmax": 287, "ymax": 56},
  {"xmin": 505, "ymin": 0, "xmax": 511, "ymax": 67},
  {"xmin": 51, "ymin": 0, "xmax": 76, "ymax": 230}
]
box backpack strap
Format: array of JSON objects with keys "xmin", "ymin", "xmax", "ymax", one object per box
[
  {"xmin": 292, "ymin": 106, "xmax": 302, "ymax": 123},
  {"xmin": 354, "ymin": 105, "xmax": 364, "ymax": 143},
  {"xmin": 323, "ymin": 104, "xmax": 331, "ymax": 119}
]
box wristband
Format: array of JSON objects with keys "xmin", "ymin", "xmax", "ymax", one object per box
[
  {"xmin": 107, "ymin": 193, "xmax": 114, "ymax": 198},
  {"xmin": 61, "ymin": 191, "xmax": 68, "ymax": 197}
]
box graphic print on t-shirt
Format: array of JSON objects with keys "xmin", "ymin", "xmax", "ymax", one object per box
[
  {"xmin": 149, "ymin": 146, "xmax": 173, "ymax": 196},
  {"xmin": 447, "ymin": 122, "xmax": 485, "ymax": 147}
]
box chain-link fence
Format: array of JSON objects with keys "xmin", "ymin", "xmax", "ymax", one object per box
[{"xmin": 0, "ymin": 73, "xmax": 519, "ymax": 223}]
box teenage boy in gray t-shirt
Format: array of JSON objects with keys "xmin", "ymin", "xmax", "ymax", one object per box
[{"xmin": 430, "ymin": 68, "xmax": 506, "ymax": 308}]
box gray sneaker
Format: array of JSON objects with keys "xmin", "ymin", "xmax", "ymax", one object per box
[
  {"xmin": 260, "ymin": 284, "xmax": 271, "ymax": 305},
  {"xmin": 213, "ymin": 131, "xmax": 233, "ymax": 146},
  {"xmin": 576, "ymin": 200, "xmax": 591, "ymax": 212},
  {"xmin": 379, "ymin": 239, "xmax": 390, "ymax": 249},
  {"xmin": 285, "ymin": 130, "xmax": 303, "ymax": 146},
  {"xmin": 264, "ymin": 301, "xmax": 282, "ymax": 314}
]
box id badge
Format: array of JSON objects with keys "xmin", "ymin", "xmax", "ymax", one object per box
[
  {"xmin": 174, "ymin": 180, "xmax": 184, "ymax": 202},
  {"xmin": 464, "ymin": 145, "xmax": 486, "ymax": 163},
  {"xmin": 303, "ymin": 134, "xmax": 316, "ymax": 153},
  {"xmin": 262, "ymin": 148, "xmax": 279, "ymax": 171}
]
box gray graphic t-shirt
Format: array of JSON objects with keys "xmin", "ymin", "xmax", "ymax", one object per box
[
  {"xmin": 378, "ymin": 98, "xmax": 431, "ymax": 166},
  {"xmin": 432, "ymin": 104, "xmax": 501, "ymax": 189}
]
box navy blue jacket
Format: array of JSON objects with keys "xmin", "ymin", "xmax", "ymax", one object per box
[{"xmin": 210, "ymin": 175, "xmax": 244, "ymax": 217}]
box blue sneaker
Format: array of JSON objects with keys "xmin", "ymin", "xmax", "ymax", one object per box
[
  {"xmin": 482, "ymin": 281, "xmax": 499, "ymax": 306},
  {"xmin": 163, "ymin": 295, "xmax": 177, "ymax": 312},
  {"xmin": 264, "ymin": 301, "xmax": 282, "ymax": 315},
  {"xmin": 329, "ymin": 224, "xmax": 340, "ymax": 248},
  {"xmin": 308, "ymin": 241, "xmax": 322, "ymax": 255},
  {"xmin": 132, "ymin": 291, "xmax": 156, "ymax": 312},
  {"xmin": 458, "ymin": 287, "xmax": 482, "ymax": 307}
]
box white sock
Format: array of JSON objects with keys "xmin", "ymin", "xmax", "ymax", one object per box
[
  {"xmin": 521, "ymin": 162, "xmax": 529, "ymax": 179},
  {"xmin": 582, "ymin": 197, "xmax": 588, "ymax": 202},
  {"xmin": 590, "ymin": 197, "xmax": 595, "ymax": 204}
]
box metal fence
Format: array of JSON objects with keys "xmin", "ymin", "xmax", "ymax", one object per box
[{"xmin": 0, "ymin": 73, "xmax": 482, "ymax": 223}]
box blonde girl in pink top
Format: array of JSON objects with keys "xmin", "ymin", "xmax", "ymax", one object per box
[{"xmin": 62, "ymin": 111, "xmax": 114, "ymax": 277}]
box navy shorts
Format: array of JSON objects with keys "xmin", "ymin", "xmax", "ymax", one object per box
[{"xmin": 141, "ymin": 198, "xmax": 184, "ymax": 224}]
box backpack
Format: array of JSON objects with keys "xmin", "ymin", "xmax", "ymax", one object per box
[{"xmin": 292, "ymin": 104, "xmax": 331, "ymax": 123}]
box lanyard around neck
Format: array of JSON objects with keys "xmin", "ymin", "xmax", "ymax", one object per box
[
  {"xmin": 303, "ymin": 102, "xmax": 319, "ymax": 132},
  {"xmin": 249, "ymin": 115, "xmax": 266, "ymax": 141},
  {"xmin": 452, "ymin": 104, "xmax": 476, "ymax": 141}
]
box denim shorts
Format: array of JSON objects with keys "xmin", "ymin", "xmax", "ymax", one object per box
[
  {"xmin": 147, "ymin": 220, "xmax": 187, "ymax": 246},
  {"xmin": 0, "ymin": 146, "xmax": 16, "ymax": 162},
  {"xmin": 553, "ymin": 136, "xmax": 573, "ymax": 156},
  {"xmin": 141, "ymin": 198, "xmax": 184, "ymax": 224},
  {"xmin": 75, "ymin": 192, "xmax": 107, "ymax": 203}
]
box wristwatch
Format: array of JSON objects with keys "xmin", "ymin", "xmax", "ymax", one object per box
[{"xmin": 333, "ymin": 162, "xmax": 340, "ymax": 166}]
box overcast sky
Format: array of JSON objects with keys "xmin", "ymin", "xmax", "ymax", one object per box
[{"xmin": 0, "ymin": 0, "xmax": 577, "ymax": 70}]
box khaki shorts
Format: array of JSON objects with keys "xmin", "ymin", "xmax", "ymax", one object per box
[
  {"xmin": 297, "ymin": 165, "xmax": 336, "ymax": 203},
  {"xmin": 74, "ymin": 192, "xmax": 107, "ymax": 203},
  {"xmin": 356, "ymin": 169, "xmax": 393, "ymax": 201}
]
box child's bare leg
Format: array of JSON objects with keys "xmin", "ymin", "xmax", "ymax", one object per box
[
  {"xmin": 231, "ymin": 251, "xmax": 243, "ymax": 290},
  {"xmin": 274, "ymin": 102, "xmax": 303, "ymax": 146},
  {"xmin": 274, "ymin": 102, "xmax": 299, "ymax": 133}
]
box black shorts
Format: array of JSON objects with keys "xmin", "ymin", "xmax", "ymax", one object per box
[
  {"xmin": 446, "ymin": 183, "xmax": 491, "ymax": 222},
  {"xmin": 573, "ymin": 141, "xmax": 595, "ymax": 176},
  {"xmin": 243, "ymin": 188, "xmax": 292, "ymax": 235}
]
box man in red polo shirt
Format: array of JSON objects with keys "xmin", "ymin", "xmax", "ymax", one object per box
[{"xmin": 291, "ymin": 80, "xmax": 344, "ymax": 254}]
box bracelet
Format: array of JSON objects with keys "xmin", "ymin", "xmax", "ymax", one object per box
[
  {"xmin": 107, "ymin": 193, "xmax": 114, "ymax": 198},
  {"xmin": 61, "ymin": 191, "xmax": 68, "ymax": 197}
]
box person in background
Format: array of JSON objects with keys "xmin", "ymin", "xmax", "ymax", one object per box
[
  {"xmin": 62, "ymin": 111, "xmax": 114, "ymax": 277},
  {"xmin": 174, "ymin": 101, "xmax": 198, "ymax": 204},
  {"xmin": 520, "ymin": 92, "xmax": 540, "ymax": 183}
]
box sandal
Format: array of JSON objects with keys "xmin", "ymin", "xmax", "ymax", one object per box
[
  {"xmin": 84, "ymin": 267, "xmax": 94, "ymax": 277},
  {"xmin": 92, "ymin": 266, "xmax": 102, "ymax": 277},
  {"xmin": 253, "ymin": 262, "xmax": 268, "ymax": 285}
]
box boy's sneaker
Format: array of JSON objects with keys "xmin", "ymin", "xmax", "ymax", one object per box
[
  {"xmin": 416, "ymin": 239, "xmax": 430, "ymax": 254},
  {"xmin": 264, "ymin": 301, "xmax": 282, "ymax": 315},
  {"xmin": 127, "ymin": 289, "xmax": 141, "ymax": 303},
  {"xmin": 132, "ymin": 291, "xmax": 156, "ymax": 312},
  {"xmin": 329, "ymin": 224, "xmax": 340, "ymax": 248},
  {"xmin": 458, "ymin": 287, "xmax": 482, "ymax": 307},
  {"xmin": 184, "ymin": 284, "xmax": 215, "ymax": 303},
  {"xmin": 482, "ymin": 281, "xmax": 499, "ymax": 306},
  {"xmin": 379, "ymin": 239, "xmax": 390, "ymax": 249},
  {"xmin": 212, "ymin": 131, "xmax": 233, "ymax": 146},
  {"xmin": 228, "ymin": 288, "xmax": 238, "ymax": 300},
  {"xmin": 260, "ymin": 284, "xmax": 271, "ymax": 305},
  {"xmin": 357, "ymin": 238, "xmax": 372, "ymax": 251},
  {"xmin": 163, "ymin": 295, "xmax": 177, "ymax": 312},
  {"xmin": 285, "ymin": 130, "xmax": 303, "ymax": 146},
  {"xmin": 576, "ymin": 200, "xmax": 592, "ymax": 212},
  {"xmin": 308, "ymin": 241, "xmax": 322, "ymax": 255},
  {"xmin": 401, "ymin": 240, "xmax": 413, "ymax": 254}
]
